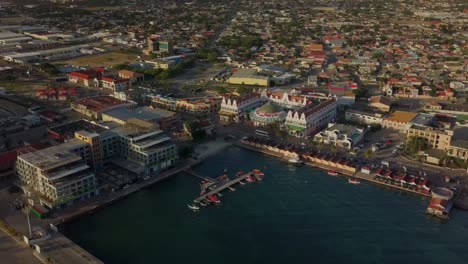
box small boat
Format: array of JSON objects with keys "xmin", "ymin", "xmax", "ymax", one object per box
[
  {"xmin": 207, "ymin": 194, "xmax": 221, "ymax": 204},
  {"xmin": 236, "ymin": 171, "xmax": 245, "ymax": 177},
  {"xmin": 245, "ymin": 175, "xmax": 256, "ymax": 183},
  {"xmin": 253, "ymin": 173, "xmax": 263, "ymax": 181},
  {"xmin": 199, "ymin": 201, "xmax": 207, "ymax": 207},
  {"xmin": 217, "ymin": 192, "xmax": 223, "ymax": 197},
  {"xmin": 327, "ymin": 170, "xmax": 338, "ymax": 176},
  {"xmin": 239, "ymin": 181, "xmax": 246, "ymax": 185},
  {"xmin": 288, "ymin": 157, "xmax": 302, "ymax": 164},
  {"xmin": 348, "ymin": 178, "xmax": 360, "ymax": 185},
  {"xmin": 188, "ymin": 204, "xmax": 200, "ymax": 210},
  {"xmin": 253, "ymin": 169, "xmax": 265, "ymax": 177}
]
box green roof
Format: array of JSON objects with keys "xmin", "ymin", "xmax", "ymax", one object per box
[{"xmin": 286, "ymin": 124, "xmax": 305, "ymax": 131}]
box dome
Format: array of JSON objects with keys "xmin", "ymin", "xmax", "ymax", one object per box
[{"xmin": 257, "ymin": 102, "xmax": 282, "ymax": 114}]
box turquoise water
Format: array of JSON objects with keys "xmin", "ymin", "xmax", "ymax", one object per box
[{"xmin": 62, "ymin": 146, "xmax": 468, "ymax": 264}]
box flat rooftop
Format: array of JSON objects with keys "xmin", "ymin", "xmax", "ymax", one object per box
[
  {"xmin": 72, "ymin": 96, "xmax": 131, "ymax": 112},
  {"xmin": 18, "ymin": 139, "xmax": 87, "ymax": 171},
  {"xmin": 230, "ymin": 68, "xmax": 268, "ymax": 80},
  {"xmin": 103, "ymin": 106, "xmax": 175, "ymax": 121},
  {"xmin": 49, "ymin": 120, "xmax": 107, "ymax": 139}
]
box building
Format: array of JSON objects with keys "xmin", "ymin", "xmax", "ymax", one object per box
[
  {"xmin": 175, "ymin": 97, "xmax": 222, "ymax": 114},
  {"xmin": 2, "ymin": 44, "xmax": 92, "ymax": 64},
  {"xmin": 15, "ymin": 141, "xmax": 98, "ymax": 209},
  {"xmin": 262, "ymin": 90, "xmax": 308, "ymax": 109},
  {"xmin": 100, "ymin": 76, "xmax": 131, "ymax": 92},
  {"xmin": 219, "ymin": 93, "xmax": 266, "ymax": 122},
  {"xmin": 118, "ymin": 70, "xmax": 144, "ymax": 84},
  {"xmin": 407, "ymin": 125, "xmax": 453, "ymax": 150},
  {"xmin": 314, "ymin": 123, "xmax": 365, "ymax": 149},
  {"xmin": 369, "ymin": 95, "xmax": 392, "ymax": 112},
  {"xmin": 345, "ymin": 109, "xmax": 384, "ymax": 125},
  {"xmin": 285, "ymin": 98, "xmax": 337, "ymax": 138},
  {"xmin": 250, "ymin": 102, "xmax": 286, "ymax": 127},
  {"xmin": 71, "ymin": 96, "xmax": 135, "ymax": 120},
  {"xmin": 446, "ymin": 127, "xmax": 468, "ymax": 161},
  {"xmin": 159, "ymin": 40, "xmax": 173, "ymax": 55},
  {"xmin": 68, "ymin": 70, "xmax": 102, "ymax": 87},
  {"xmin": 382, "ymin": 111, "xmax": 418, "ymax": 133},
  {"xmin": 228, "ymin": 68, "xmax": 270, "ymax": 87},
  {"xmin": 102, "ymin": 106, "xmax": 178, "ymax": 129}
]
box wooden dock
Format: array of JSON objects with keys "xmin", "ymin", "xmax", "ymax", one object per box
[{"xmin": 193, "ymin": 172, "xmax": 252, "ymax": 203}]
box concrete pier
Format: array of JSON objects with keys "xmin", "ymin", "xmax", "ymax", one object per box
[
  {"xmin": 183, "ymin": 169, "xmax": 220, "ymax": 184},
  {"xmin": 193, "ymin": 172, "xmax": 253, "ymax": 203}
]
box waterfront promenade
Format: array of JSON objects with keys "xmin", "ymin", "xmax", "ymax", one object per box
[{"xmin": 237, "ymin": 142, "xmax": 432, "ymax": 198}]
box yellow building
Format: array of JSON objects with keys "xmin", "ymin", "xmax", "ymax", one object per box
[
  {"xmin": 383, "ymin": 111, "xmax": 418, "ymax": 133},
  {"xmin": 407, "ymin": 125, "xmax": 453, "ymax": 150},
  {"xmin": 228, "ymin": 68, "xmax": 269, "ymax": 87}
]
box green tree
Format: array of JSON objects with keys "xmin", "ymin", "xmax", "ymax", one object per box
[{"xmin": 404, "ymin": 136, "xmax": 427, "ymax": 156}]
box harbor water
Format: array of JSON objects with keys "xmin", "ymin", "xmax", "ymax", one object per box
[{"xmin": 62, "ymin": 146, "xmax": 468, "ymax": 264}]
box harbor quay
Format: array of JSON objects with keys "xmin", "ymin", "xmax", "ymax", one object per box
[{"xmin": 237, "ymin": 138, "xmax": 466, "ymax": 218}]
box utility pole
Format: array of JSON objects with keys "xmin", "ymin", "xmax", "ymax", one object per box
[{"xmin": 23, "ymin": 206, "xmax": 32, "ymax": 238}]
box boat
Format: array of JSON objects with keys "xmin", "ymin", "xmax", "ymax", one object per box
[
  {"xmin": 236, "ymin": 171, "xmax": 245, "ymax": 177},
  {"xmin": 245, "ymin": 175, "xmax": 256, "ymax": 183},
  {"xmin": 348, "ymin": 178, "xmax": 360, "ymax": 185},
  {"xmin": 253, "ymin": 173, "xmax": 263, "ymax": 181},
  {"xmin": 143, "ymin": 176, "xmax": 150, "ymax": 180},
  {"xmin": 239, "ymin": 181, "xmax": 246, "ymax": 185},
  {"xmin": 327, "ymin": 170, "xmax": 338, "ymax": 176},
  {"xmin": 217, "ymin": 192, "xmax": 223, "ymax": 197},
  {"xmin": 188, "ymin": 204, "xmax": 200, "ymax": 210},
  {"xmin": 288, "ymin": 157, "xmax": 302, "ymax": 164},
  {"xmin": 253, "ymin": 169, "xmax": 265, "ymax": 177},
  {"xmin": 207, "ymin": 194, "xmax": 221, "ymax": 204},
  {"xmin": 199, "ymin": 201, "xmax": 207, "ymax": 207}
]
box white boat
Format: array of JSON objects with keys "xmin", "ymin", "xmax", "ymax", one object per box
[
  {"xmin": 288, "ymin": 157, "xmax": 302, "ymax": 164},
  {"xmin": 239, "ymin": 181, "xmax": 245, "ymax": 185},
  {"xmin": 348, "ymin": 178, "xmax": 360, "ymax": 185},
  {"xmin": 188, "ymin": 204, "xmax": 200, "ymax": 210},
  {"xmin": 143, "ymin": 176, "xmax": 150, "ymax": 180}
]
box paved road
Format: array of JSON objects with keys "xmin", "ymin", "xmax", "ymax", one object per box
[{"xmin": 0, "ymin": 230, "xmax": 40, "ymax": 264}]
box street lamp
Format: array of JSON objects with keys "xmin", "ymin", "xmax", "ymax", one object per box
[{"xmin": 22, "ymin": 205, "xmax": 32, "ymax": 238}]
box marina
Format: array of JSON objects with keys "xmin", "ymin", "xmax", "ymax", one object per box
[
  {"xmin": 61, "ymin": 146, "xmax": 468, "ymax": 264},
  {"xmin": 192, "ymin": 170, "xmax": 264, "ymax": 205}
]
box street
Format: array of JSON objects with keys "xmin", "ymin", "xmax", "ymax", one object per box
[{"xmin": 0, "ymin": 229, "xmax": 40, "ymax": 264}]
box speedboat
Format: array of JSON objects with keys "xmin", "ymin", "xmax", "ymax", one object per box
[
  {"xmin": 253, "ymin": 169, "xmax": 265, "ymax": 177},
  {"xmin": 188, "ymin": 204, "xmax": 200, "ymax": 210},
  {"xmin": 327, "ymin": 170, "xmax": 338, "ymax": 176},
  {"xmin": 239, "ymin": 181, "xmax": 246, "ymax": 185},
  {"xmin": 348, "ymin": 178, "xmax": 360, "ymax": 185},
  {"xmin": 207, "ymin": 194, "xmax": 221, "ymax": 204}
]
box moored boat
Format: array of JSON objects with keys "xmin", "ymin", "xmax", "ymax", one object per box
[
  {"xmin": 245, "ymin": 175, "xmax": 256, "ymax": 183},
  {"xmin": 328, "ymin": 170, "xmax": 338, "ymax": 176},
  {"xmin": 236, "ymin": 171, "xmax": 245, "ymax": 177},
  {"xmin": 348, "ymin": 178, "xmax": 360, "ymax": 185},
  {"xmin": 207, "ymin": 194, "xmax": 221, "ymax": 204},
  {"xmin": 253, "ymin": 169, "xmax": 265, "ymax": 177},
  {"xmin": 288, "ymin": 157, "xmax": 302, "ymax": 165},
  {"xmin": 188, "ymin": 204, "xmax": 200, "ymax": 210}
]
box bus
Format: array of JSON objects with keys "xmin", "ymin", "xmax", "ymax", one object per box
[{"xmin": 255, "ymin": 129, "xmax": 269, "ymax": 138}]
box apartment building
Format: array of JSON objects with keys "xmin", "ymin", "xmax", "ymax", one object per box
[
  {"xmin": 407, "ymin": 125, "xmax": 453, "ymax": 150},
  {"xmin": 16, "ymin": 141, "xmax": 98, "ymax": 209},
  {"xmin": 382, "ymin": 111, "xmax": 418, "ymax": 133}
]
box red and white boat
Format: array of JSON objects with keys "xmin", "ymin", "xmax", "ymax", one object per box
[
  {"xmin": 327, "ymin": 170, "xmax": 338, "ymax": 176},
  {"xmin": 236, "ymin": 171, "xmax": 245, "ymax": 177},
  {"xmin": 245, "ymin": 175, "xmax": 256, "ymax": 183},
  {"xmin": 207, "ymin": 194, "xmax": 220, "ymax": 204},
  {"xmin": 253, "ymin": 169, "xmax": 265, "ymax": 177},
  {"xmin": 348, "ymin": 178, "xmax": 360, "ymax": 185}
]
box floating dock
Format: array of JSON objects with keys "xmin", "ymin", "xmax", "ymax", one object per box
[
  {"xmin": 183, "ymin": 169, "xmax": 220, "ymax": 184},
  {"xmin": 193, "ymin": 171, "xmax": 254, "ymax": 204}
]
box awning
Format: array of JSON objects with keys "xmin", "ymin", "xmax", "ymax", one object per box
[{"xmin": 286, "ymin": 124, "xmax": 305, "ymax": 132}]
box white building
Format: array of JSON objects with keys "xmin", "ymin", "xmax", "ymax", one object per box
[
  {"xmin": 314, "ymin": 123, "xmax": 365, "ymax": 149},
  {"xmin": 219, "ymin": 93, "xmax": 267, "ymax": 121},
  {"xmin": 345, "ymin": 110, "xmax": 384, "ymax": 125},
  {"xmin": 285, "ymin": 98, "xmax": 337, "ymax": 138},
  {"xmin": 16, "ymin": 141, "xmax": 98, "ymax": 209}
]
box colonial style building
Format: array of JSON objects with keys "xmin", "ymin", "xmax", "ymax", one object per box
[{"xmin": 284, "ymin": 98, "xmax": 337, "ymax": 138}]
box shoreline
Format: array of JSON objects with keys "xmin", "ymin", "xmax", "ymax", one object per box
[{"xmin": 236, "ymin": 142, "xmax": 432, "ymax": 198}]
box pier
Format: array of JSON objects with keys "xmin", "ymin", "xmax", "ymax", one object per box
[{"xmin": 193, "ymin": 172, "xmax": 253, "ymax": 203}]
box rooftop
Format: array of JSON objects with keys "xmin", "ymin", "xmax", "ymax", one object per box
[
  {"xmin": 230, "ymin": 68, "xmax": 268, "ymax": 80},
  {"xmin": 72, "ymin": 96, "xmax": 132, "ymax": 112},
  {"xmin": 385, "ymin": 111, "xmax": 418, "ymax": 123},
  {"xmin": 103, "ymin": 106, "xmax": 175, "ymax": 121}
]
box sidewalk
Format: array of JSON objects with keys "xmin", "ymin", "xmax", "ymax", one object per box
[{"xmin": 0, "ymin": 229, "xmax": 40, "ymax": 264}]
